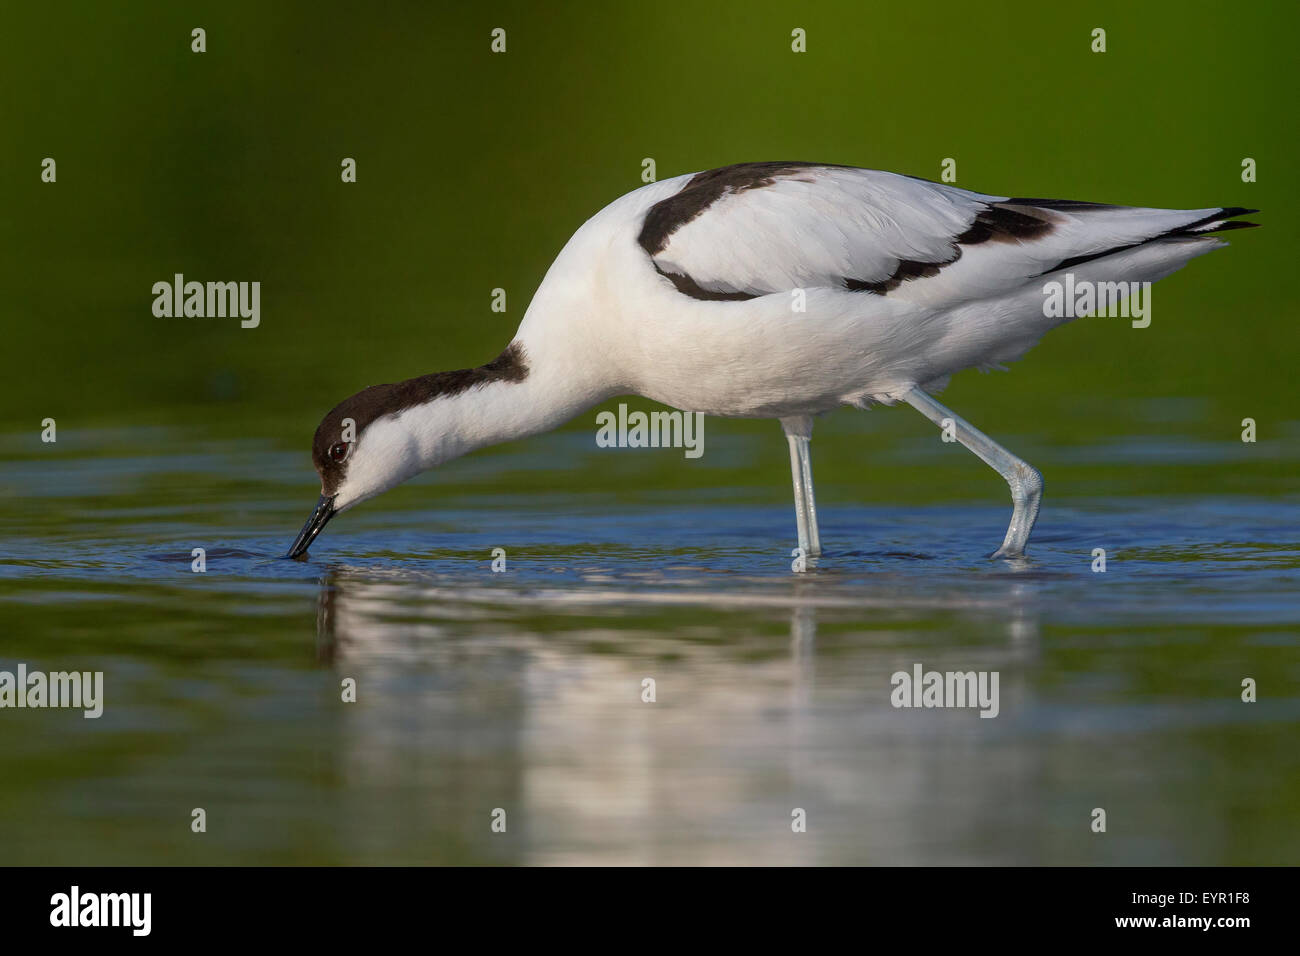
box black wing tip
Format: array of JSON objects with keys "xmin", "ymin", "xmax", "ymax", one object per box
[
  {"xmin": 1036, "ymin": 206, "xmax": 1260, "ymax": 277},
  {"xmin": 1200, "ymin": 220, "xmax": 1260, "ymax": 234},
  {"xmin": 1175, "ymin": 207, "xmax": 1261, "ymax": 236}
]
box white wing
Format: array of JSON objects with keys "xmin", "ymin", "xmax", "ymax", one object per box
[{"xmin": 637, "ymin": 163, "xmax": 1256, "ymax": 304}]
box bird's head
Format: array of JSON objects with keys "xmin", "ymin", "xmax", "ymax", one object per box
[
  {"xmin": 285, "ymin": 385, "xmax": 425, "ymax": 559},
  {"xmin": 284, "ymin": 344, "xmax": 531, "ymax": 559}
]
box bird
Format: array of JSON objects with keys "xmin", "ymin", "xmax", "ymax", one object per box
[{"xmin": 286, "ymin": 161, "xmax": 1257, "ymax": 562}]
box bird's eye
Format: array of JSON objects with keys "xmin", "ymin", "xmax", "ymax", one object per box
[{"xmin": 329, "ymin": 442, "xmax": 350, "ymax": 463}]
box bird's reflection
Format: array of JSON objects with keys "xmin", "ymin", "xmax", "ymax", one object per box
[
  {"xmin": 308, "ymin": 563, "xmax": 1044, "ymax": 864},
  {"xmin": 315, "ymin": 570, "xmax": 338, "ymax": 666}
]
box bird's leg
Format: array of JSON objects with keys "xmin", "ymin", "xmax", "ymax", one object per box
[
  {"xmin": 902, "ymin": 388, "xmax": 1044, "ymax": 559},
  {"xmin": 797, "ymin": 438, "xmax": 822, "ymax": 556},
  {"xmin": 785, "ymin": 435, "xmax": 811, "ymax": 555},
  {"xmin": 781, "ymin": 417, "xmax": 822, "ymax": 558}
]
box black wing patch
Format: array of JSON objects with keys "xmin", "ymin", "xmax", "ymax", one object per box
[
  {"xmin": 637, "ymin": 161, "xmax": 836, "ymax": 257},
  {"xmin": 639, "ymin": 165, "xmax": 1077, "ymax": 301},
  {"xmin": 842, "ymin": 204, "xmax": 1057, "ymax": 296}
]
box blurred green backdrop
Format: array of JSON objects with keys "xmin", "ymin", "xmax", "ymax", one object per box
[{"xmin": 2, "ymin": 0, "xmax": 1295, "ymax": 497}]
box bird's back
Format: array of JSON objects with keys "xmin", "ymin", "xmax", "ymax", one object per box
[{"xmin": 522, "ymin": 163, "xmax": 1257, "ymax": 415}]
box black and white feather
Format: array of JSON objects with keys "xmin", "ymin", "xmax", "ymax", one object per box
[{"xmin": 635, "ymin": 162, "xmax": 1256, "ymax": 308}]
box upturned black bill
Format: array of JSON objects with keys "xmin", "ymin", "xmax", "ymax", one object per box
[{"xmin": 286, "ymin": 494, "xmax": 336, "ymax": 559}]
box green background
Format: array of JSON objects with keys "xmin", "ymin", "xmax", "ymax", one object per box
[{"xmin": 2, "ymin": 0, "xmax": 1293, "ymax": 500}]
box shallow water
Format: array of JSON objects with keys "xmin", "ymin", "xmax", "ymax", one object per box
[{"xmin": 1, "ymin": 422, "xmax": 1298, "ymax": 865}]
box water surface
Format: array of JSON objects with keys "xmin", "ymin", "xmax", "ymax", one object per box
[{"xmin": 2, "ymin": 421, "xmax": 1297, "ymax": 865}]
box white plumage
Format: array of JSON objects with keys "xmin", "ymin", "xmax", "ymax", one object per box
[{"xmin": 287, "ymin": 162, "xmax": 1256, "ymax": 563}]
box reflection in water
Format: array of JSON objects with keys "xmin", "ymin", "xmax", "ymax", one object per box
[
  {"xmin": 4, "ymin": 421, "xmax": 1297, "ymax": 864},
  {"xmin": 0, "ymin": 496, "xmax": 1294, "ymax": 864},
  {"xmin": 311, "ymin": 565, "xmax": 1054, "ymax": 864}
]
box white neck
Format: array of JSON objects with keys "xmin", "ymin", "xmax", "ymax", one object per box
[
  {"xmin": 337, "ymin": 337, "xmax": 616, "ymax": 510},
  {"xmin": 404, "ymin": 352, "xmax": 605, "ymax": 464}
]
